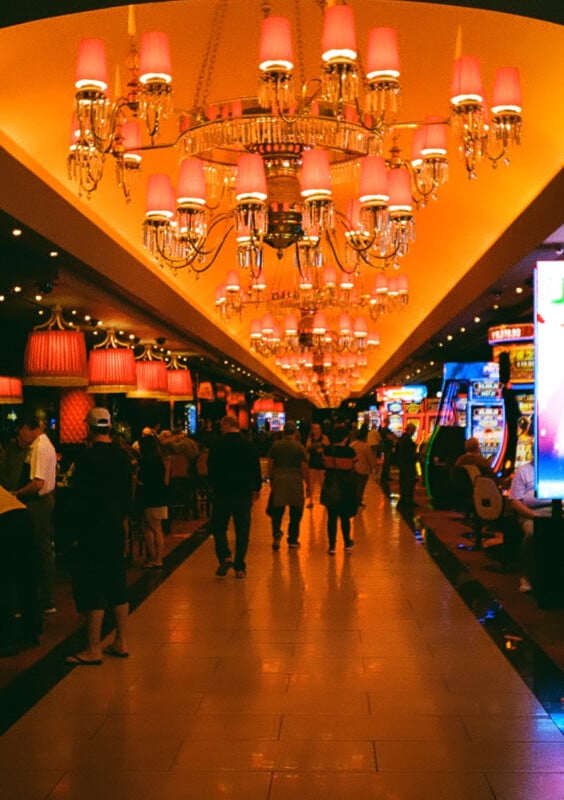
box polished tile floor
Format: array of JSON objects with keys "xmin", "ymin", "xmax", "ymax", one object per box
[{"xmin": 1, "ymin": 481, "xmax": 564, "ymax": 800}]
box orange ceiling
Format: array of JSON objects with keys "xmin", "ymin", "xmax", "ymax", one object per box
[{"xmin": 0, "ymin": 1, "xmax": 562, "ymax": 401}]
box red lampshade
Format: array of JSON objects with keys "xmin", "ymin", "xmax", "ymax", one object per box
[
  {"xmin": 322, "ymin": 5, "xmax": 357, "ymax": 63},
  {"xmin": 359, "ymin": 156, "xmax": 389, "ymax": 205},
  {"xmin": 373, "ymin": 273, "xmax": 388, "ymax": 294},
  {"xmin": 59, "ymin": 389, "xmax": 95, "ymax": 444},
  {"xmin": 388, "ymin": 168, "xmax": 413, "ymax": 213},
  {"xmin": 215, "ymin": 284, "xmax": 227, "ymax": 305},
  {"xmin": 397, "ymin": 274, "xmax": 409, "ymax": 294},
  {"xmin": 127, "ymin": 360, "xmax": 169, "ymax": 399},
  {"xmin": 451, "ymin": 56, "xmax": 483, "ymax": 106},
  {"xmin": 300, "ymin": 149, "xmax": 331, "ymax": 198},
  {"xmin": 167, "ymin": 369, "xmax": 193, "ymax": 400},
  {"xmin": 491, "ymin": 67, "xmax": 522, "ymax": 114},
  {"xmin": 23, "ymin": 330, "xmax": 88, "ymax": 386},
  {"xmin": 250, "ymin": 319, "xmax": 262, "ymax": 339},
  {"xmin": 121, "ymin": 120, "xmax": 142, "ymax": 164},
  {"xmin": 259, "ymin": 16, "xmax": 293, "ymax": 72},
  {"xmin": 236, "ymin": 154, "xmax": 267, "ymax": 202},
  {"xmin": 145, "ymin": 173, "xmax": 175, "ymax": 219},
  {"xmin": 388, "ymin": 276, "xmax": 400, "ymax": 296},
  {"xmin": 421, "ymin": 115, "xmax": 448, "ymax": 157},
  {"xmin": 75, "ymin": 38, "xmax": 107, "ymax": 91},
  {"xmin": 0, "ymin": 376, "xmax": 23, "ymax": 404},
  {"xmin": 88, "ymin": 347, "xmax": 137, "ymax": 393},
  {"xmin": 177, "ymin": 158, "xmax": 206, "ymax": 206},
  {"xmin": 261, "ymin": 314, "xmax": 275, "ymax": 335},
  {"xmin": 284, "ymin": 314, "xmax": 299, "ymax": 336},
  {"xmin": 367, "ymin": 330, "xmax": 381, "ymax": 347},
  {"xmin": 139, "ymin": 32, "xmax": 172, "ymax": 85},
  {"xmin": 365, "ymin": 27, "xmax": 399, "ymax": 80},
  {"xmin": 323, "ymin": 265, "xmax": 337, "ymax": 287},
  {"xmin": 225, "ymin": 270, "xmax": 240, "ymax": 292}
]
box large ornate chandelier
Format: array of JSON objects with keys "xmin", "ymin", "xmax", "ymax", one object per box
[{"xmin": 67, "ymin": 0, "xmax": 523, "ymax": 289}]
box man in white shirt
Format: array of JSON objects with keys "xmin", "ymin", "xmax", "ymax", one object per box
[{"xmin": 14, "ymin": 411, "xmax": 58, "ymax": 614}]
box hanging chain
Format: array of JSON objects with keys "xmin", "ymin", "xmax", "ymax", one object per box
[
  {"xmin": 295, "ymin": 0, "xmax": 306, "ymax": 92},
  {"xmin": 192, "ymin": 0, "xmax": 229, "ymax": 113}
]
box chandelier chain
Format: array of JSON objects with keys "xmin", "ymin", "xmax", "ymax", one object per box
[{"xmin": 193, "ymin": 0, "xmax": 229, "ymax": 113}]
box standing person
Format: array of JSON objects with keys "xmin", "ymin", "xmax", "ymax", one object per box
[
  {"xmin": 0, "ymin": 486, "xmax": 42, "ymax": 655},
  {"xmin": 367, "ymin": 423, "xmax": 382, "ymax": 476},
  {"xmin": 321, "ymin": 423, "xmax": 358, "ymax": 554},
  {"xmin": 267, "ymin": 420, "xmax": 310, "ymax": 550},
  {"xmin": 66, "ymin": 408, "xmax": 133, "ymax": 665},
  {"xmin": 509, "ymin": 459, "xmax": 552, "ymax": 593},
  {"xmin": 13, "ymin": 411, "xmax": 58, "ymax": 615},
  {"xmin": 305, "ymin": 422, "xmax": 329, "ymax": 508},
  {"xmin": 207, "ymin": 415, "xmax": 262, "ymax": 579},
  {"xmin": 379, "ymin": 420, "xmax": 397, "ymax": 490},
  {"xmin": 136, "ymin": 432, "xmax": 168, "ymax": 569},
  {"xmin": 396, "ymin": 422, "xmax": 418, "ymax": 510},
  {"xmin": 350, "ymin": 428, "xmax": 376, "ymax": 508}
]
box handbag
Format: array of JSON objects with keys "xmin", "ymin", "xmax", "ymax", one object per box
[{"xmin": 320, "ymin": 450, "xmax": 341, "ymax": 506}]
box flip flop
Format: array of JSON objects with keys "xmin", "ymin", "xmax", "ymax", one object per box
[
  {"xmin": 103, "ymin": 645, "xmax": 129, "ymax": 659},
  {"xmin": 65, "ymin": 654, "xmax": 103, "ymax": 666}
]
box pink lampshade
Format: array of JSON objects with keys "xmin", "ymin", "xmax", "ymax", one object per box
[
  {"xmin": 373, "ymin": 273, "xmax": 388, "ymax": 294},
  {"xmin": 259, "ymin": 16, "xmax": 293, "ymax": 72},
  {"xmin": 300, "ymin": 149, "xmax": 331, "ymax": 198},
  {"xmin": 145, "ymin": 173, "xmax": 175, "ymax": 219},
  {"xmin": 421, "ymin": 115, "xmax": 448, "ymax": 157},
  {"xmin": 177, "ymin": 158, "xmax": 207, "ymax": 206},
  {"xmin": 88, "ymin": 347, "xmax": 137, "ymax": 393},
  {"xmin": 451, "ymin": 56, "xmax": 483, "ymax": 105},
  {"xmin": 365, "ymin": 27, "xmax": 399, "ymax": 80},
  {"xmin": 338, "ymin": 314, "xmax": 353, "ymax": 335},
  {"xmin": 322, "ymin": 5, "xmax": 357, "ymax": 63},
  {"xmin": 284, "ymin": 314, "xmax": 299, "ymax": 336},
  {"xmin": 271, "ymin": 323, "xmax": 282, "ymax": 342},
  {"xmin": 167, "ymin": 369, "xmax": 194, "ymax": 400},
  {"xmin": 388, "ymin": 276, "xmax": 400, "ymax": 296},
  {"xmin": 323, "ymin": 265, "xmax": 337, "ymax": 287},
  {"xmin": 312, "ymin": 312, "xmax": 327, "ymax": 335},
  {"xmin": 367, "ymin": 331, "xmax": 381, "ymax": 347},
  {"xmin": 397, "ymin": 274, "xmax": 409, "ymax": 294},
  {"xmin": 236, "ymin": 154, "xmax": 267, "ymax": 202},
  {"xmin": 388, "ymin": 168, "xmax": 413, "ymax": 213},
  {"xmin": 354, "ymin": 317, "xmax": 368, "ymax": 338},
  {"xmin": 0, "ymin": 376, "xmax": 23, "ymax": 404},
  {"xmin": 121, "ymin": 120, "xmax": 142, "ymax": 163},
  {"xmin": 225, "ymin": 270, "xmax": 240, "ymax": 292},
  {"xmin": 261, "ymin": 314, "xmax": 275, "ymax": 335},
  {"xmin": 250, "ymin": 319, "xmax": 262, "ymax": 339},
  {"xmin": 75, "ymin": 38, "xmax": 108, "ymax": 91},
  {"xmin": 23, "ymin": 331, "xmax": 88, "ymax": 387},
  {"xmin": 139, "ymin": 32, "xmax": 172, "ymax": 84},
  {"xmin": 359, "ymin": 156, "xmax": 389, "ymax": 205},
  {"xmin": 491, "ymin": 67, "xmax": 522, "ymax": 114}
]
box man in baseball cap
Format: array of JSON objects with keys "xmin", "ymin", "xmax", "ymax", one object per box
[{"xmin": 85, "ymin": 407, "xmax": 112, "ymax": 430}]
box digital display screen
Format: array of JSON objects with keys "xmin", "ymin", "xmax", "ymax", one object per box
[{"xmin": 535, "ymin": 261, "xmax": 564, "ymax": 498}]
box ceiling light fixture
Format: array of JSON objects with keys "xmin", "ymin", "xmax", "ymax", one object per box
[{"xmin": 67, "ymin": 1, "xmax": 522, "ymax": 287}]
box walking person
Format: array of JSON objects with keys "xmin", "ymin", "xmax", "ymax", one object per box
[
  {"xmin": 207, "ymin": 415, "xmax": 262, "ymax": 579},
  {"xmin": 66, "ymin": 407, "xmax": 134, "ymax": 665},
  {"xmin": 304, "ymin": 422, "xmax": 329, "ymax": 507},
  {"xmin": 13, "ymin": 411, "xmax": 58, "ymax": 615},
  {"xmin": 267, "ymin": 420, "xmax": 310, "ymax": 550},
  {"xmin": 350, "ymin": 428, "xmax": 376, "ymax": 509},
  {"xmin": 136, "ymin": 431, "xmax": 168, "ymax": 569},
  {"xmin": 379, "ymin": 420, "xmax": 397, "ymax": 491},
  {"xmin": 321, "ymin": 423, "xmax": 358, "ymax": 554},
  {"xmin": 396, "ymin": 422, "xmax": 418, "ymax": 510}
]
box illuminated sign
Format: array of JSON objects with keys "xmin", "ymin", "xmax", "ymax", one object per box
[
  {"xmin": 488, "ymin": 323, "xmax": 534, "ymax": 345},
  {"xmin": 376, "ymin": 385, "xmax": 427, "ymax": 404},
  {"xmin": 534, "ymin": 262, "xmax": 564, "ymax": 498}
]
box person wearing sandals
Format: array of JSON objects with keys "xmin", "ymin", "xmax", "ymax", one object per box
[
  {"xmin": 321, "ymin": 424, "xmax": 358, "ymax": 554},
  {"xmin": 136, "ymin": 432, "xmax": 168, "ymax": 569}
]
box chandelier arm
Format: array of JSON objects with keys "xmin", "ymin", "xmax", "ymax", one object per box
[
  {"xmin": 323, "ymin": 229, "xmax": 359, "ymax": 275},
  {"xmin": 482, "ymin": 137, "xmax": 510, "ymax": 168},
  {"xmin": 188, "ymin": 224, "xmax": 235, "ymax": 273},
  {"xmin": 358, "ymin": 247, "xmax": 401, "ymax": 269}
]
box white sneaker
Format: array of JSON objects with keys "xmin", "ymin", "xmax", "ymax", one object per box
[{"xmin": 519, "ymin": 578, "xmax": 532, "ymax": 593}]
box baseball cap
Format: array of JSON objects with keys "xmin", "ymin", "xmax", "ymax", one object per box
[{"xmin": 85, "ymin": 407, "xmax": 112, "ymax": 430}]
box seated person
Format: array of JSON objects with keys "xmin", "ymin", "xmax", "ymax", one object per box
[
  {"xmin": 455, "ymin": 437, "xmax": 497, "ymax": 479},
  {"xmin": 509, "ymin": 459, "xmax": 552, "ymax": 593}
]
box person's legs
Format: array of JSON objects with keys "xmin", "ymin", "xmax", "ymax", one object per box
[
  {"xmin": 270, "ymin": 506, "xmax": 285, "ymax": 547},
  {"xmin": 327, "ymin": 509, "xmax": 338, "ymax": 551},
  {"xmin": 340, "ymin": 512, "xmax": 353, "ymax": 547},
  {"xmin": 232, "ymin": 499, "xmax": 252, "ymax": 573},
  {"xmin": 288, "ymin": 505, "xmax": 304, "ymax": 545},
  {"xmin": 519, "ymin": 518, "xmax": 534, "ymax": 591},
  {"xmin": 28, "ymin": 495, "xmax": 56, "ymax": 610},
  {"xmin": 210, "ymin": 497, "xmax": 232, "ymax": 566},
  {"xmin": 144, "ymin": 509, "xmax": 164, "ymax": 566},
  {"xmin": 355, "ymin": 473, "xmax": 369, "ymax": 506},
  {"xmin": 109, "ymin": 602, "xmax": 129, "ymax": 655}
]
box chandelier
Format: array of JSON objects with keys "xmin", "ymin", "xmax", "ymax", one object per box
[{"xmin": 67, "ymin": 0, "xmax": 523, "ymax": 285}]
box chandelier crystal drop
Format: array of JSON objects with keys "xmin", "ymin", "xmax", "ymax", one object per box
[{"xmin": 66, "ymin": 0, "xmax": 523, "ymax": 282}]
